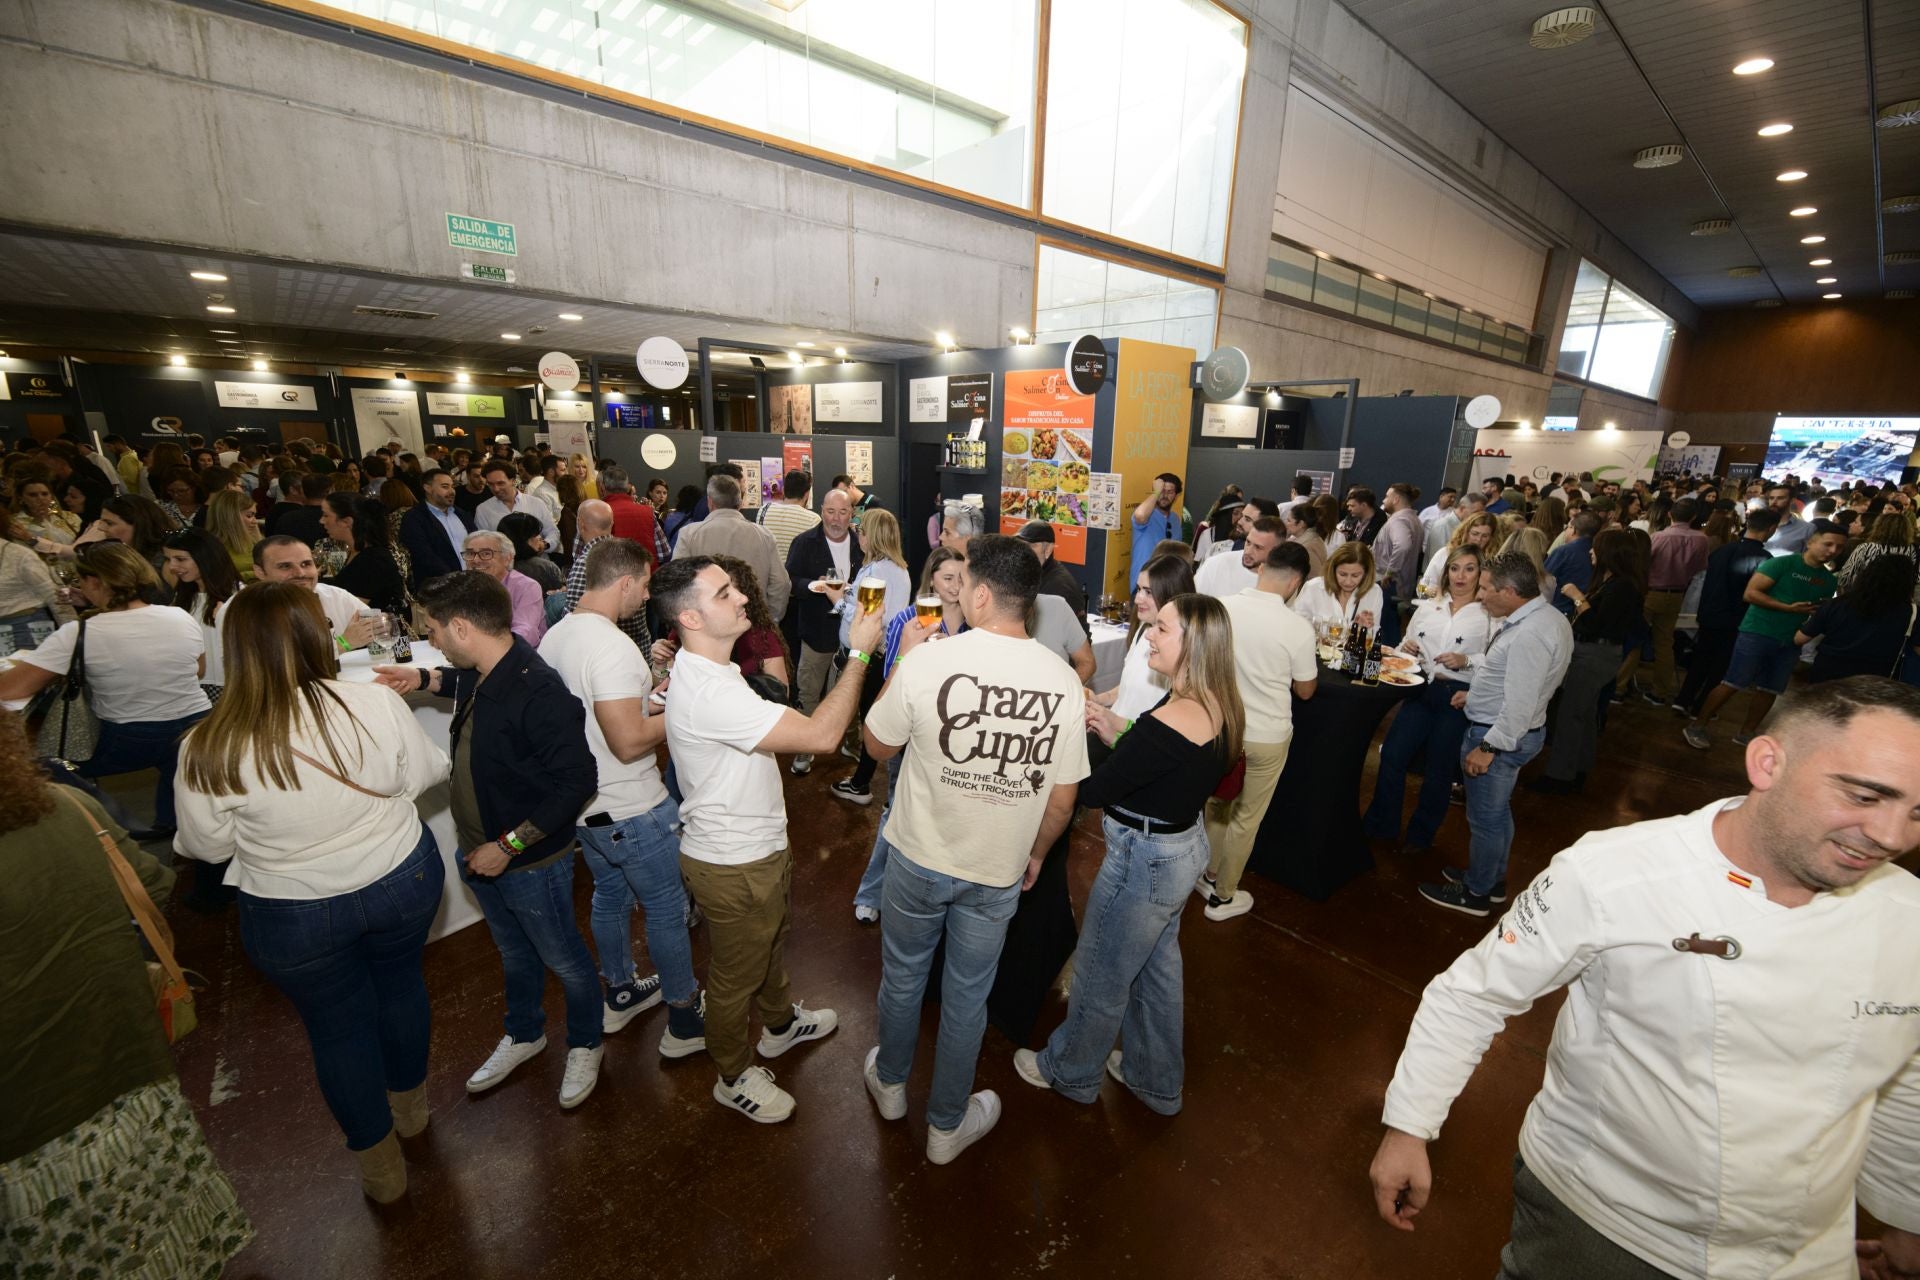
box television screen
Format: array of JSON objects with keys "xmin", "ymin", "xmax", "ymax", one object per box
[{"xmin": 1763, "ymin": 417, "xmax": 1920, "ymax": 487}]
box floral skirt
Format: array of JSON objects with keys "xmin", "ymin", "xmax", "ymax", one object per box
[{"xmin": 1, "ymin": 1080, "xmax": 252, "ymax": 1280}]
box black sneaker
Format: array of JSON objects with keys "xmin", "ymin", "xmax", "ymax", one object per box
[
  {"xmin": 829, "ymin": 779, "xmax": 872, "ymax": 806},
  {"xmin": 1449, "ymin": 784, "xmax": 1466, "ymax": 807},
  {"xmin": 1637, "ymin": 686, "xmax": 1665, "ymax": 707},
  {"xmin": 1441, "ymin": 865, "xmax": 1507, "ymax": 902},
  {"xmin": 1419, "ymin": 880, "xmax": 1492, "ymax": 917},
  {"xmin": 603, "ymin": 973, "xmax": 663, "ymax": 1034}
]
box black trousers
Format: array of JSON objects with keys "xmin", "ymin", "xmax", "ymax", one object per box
[{"xmin": 1498, "ymin": 1157, "xmax": 1679, "ymax": 1280}]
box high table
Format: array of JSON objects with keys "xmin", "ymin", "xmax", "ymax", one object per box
[
  {"xmin": 1086, "ymin": 616, "xmax": 1128, "ymax": 695},
  {"xmin": 1246, "ymin": 666, "xmax": 1417, "ymax": 901},
  {"xmin": 335, "ymin": 645, "xmax": 483, "ymax": 941}
]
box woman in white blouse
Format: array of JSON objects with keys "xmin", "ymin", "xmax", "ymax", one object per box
[
  {"xmin": 1093, "ymin": 551, "xmax": 1195, "ymax": 721},
  {"xmin": 174, "ymin": 583, "xmax": 448, "ymax": 1206},
  {"xmin": 1292, "ymin": 542, "xmax": 1382, "ymax": 634},
  {"xmin": 161, "ymin": 529, "xmax": 242, "ymax": 702},
  {"xmin": 1362, "ymin": 544, "xmax": 1491, "ymax": 854}
]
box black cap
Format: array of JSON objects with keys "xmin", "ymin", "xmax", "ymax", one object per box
[{"xmin": 1015, "ymin": 520, "xmax": 1055, "ymax": 544}]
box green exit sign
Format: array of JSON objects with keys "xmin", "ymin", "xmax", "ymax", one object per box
[
  {"xmin": 461, "ymin": 263, "xmax": 515, "ymax": 284},
  {"xmin": 446, "ymin": 213, "xmax": 517, "ymax": 256}
]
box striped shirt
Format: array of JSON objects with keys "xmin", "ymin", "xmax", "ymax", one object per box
[{"xmin": 760, "ymin": 500, "xmax": 822, "ymax": 562}]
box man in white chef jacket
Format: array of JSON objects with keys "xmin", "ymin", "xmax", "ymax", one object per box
[{"xmin": 1370, "ymin": 676, "xmax": 1920, "ymax": 1280}]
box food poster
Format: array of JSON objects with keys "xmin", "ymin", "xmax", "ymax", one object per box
[
  {"xmin": 999, "ymin": 368, "xmax": 1094, "ymax": 564},
  {"xmin": 844, "ymin": 439, "xmax": 874, "ymax": 486},
  {"xmin": 1085, "ymin": 472, "xmax": 1122, "ymax": 530},
  {"xmin": 738, "ymin": 459, "xmax": 762, "ymax": 510},
  {"xmin": 760, "ymin": 457, "xmax": 784, "ymax": 508},
  {"xmin": 782, "ymin": 439, "xmax": 813, "ymax": 494}
]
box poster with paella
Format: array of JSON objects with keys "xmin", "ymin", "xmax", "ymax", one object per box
[{"xmin": 999, "ymin": 368, "xmax": 1094, "ymax": 564}]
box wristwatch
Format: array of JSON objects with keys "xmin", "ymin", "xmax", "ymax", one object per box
[{"xmin": 1477, "ymin": 744, "xmax": 1504, "ymax": 756}]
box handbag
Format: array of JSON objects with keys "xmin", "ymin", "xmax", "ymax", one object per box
[
  {"xmin": 33, "ymin": 615, "xmax": 100, "ymax": 765},
  {"xmin": 1211, "ymin": 755, "xmax": 1248, "ymax": 802},
  {"xmin": 59, "ymin": 789, "xmax": 198, "ymax": 1043}
]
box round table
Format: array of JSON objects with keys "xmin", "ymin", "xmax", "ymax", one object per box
[{"xmin": 1246, "ymin": 665, "xmax": 1417, "ymax": 901}]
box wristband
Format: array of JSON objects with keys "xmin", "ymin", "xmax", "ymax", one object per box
[
  {"xmin": 848, "ymin": 648, "xmax": 873, "ymax": 666},
  {"xmin": 1116, "ymin": 718, "xmax": 1134, "ymax": 741},
  {"xmin": 502, "ymin": 830, "xmax": 527, "ymax": 852},
  {"xmin": 416, "ymin": 667, "xmax": 431, "ymax": 691},
  {"xmin": 494, "ymin": 837, "xmax": 517, "ymax": 859},
  {"xmin": 335, "ymin": 633, "xmax": 350, "ymax": 652}
]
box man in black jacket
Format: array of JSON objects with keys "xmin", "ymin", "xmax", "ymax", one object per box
[
  {"xmin": 782, "ymin": 489, "xmax": 863, "ymax": 775},
  {"xmin": 374, "ymin": 572, "xmax": 605, "ymax": 1110},
  {"xmin": 397, "ymin": 468, "xmax": 475, "ymax": 591},
  {"xmin": 267, "ymin": 472, "xmax": 328, "ymax": 545},
  {"xmin": 1015, "ymin": 521, "xmax": 1089, "ymax": 639},
  {"xmin": 1675, "ymin": 506, "xmax": 1780, "ymax": 718}
]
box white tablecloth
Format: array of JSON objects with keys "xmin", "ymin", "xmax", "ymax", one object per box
[
  {"xmin": 1087, "ymin": 616, "xmax": 1129, "ymax": 695},
  {"xmin": 336, "ymin": 645, "xmax": 483, "ymax": 942}
]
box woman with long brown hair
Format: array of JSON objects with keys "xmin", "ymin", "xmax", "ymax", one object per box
[
  {"xmin": 0, "ymin": 714, "xmax": 252, "ymax": 1275},
  {"xmin": 1017, "ymin": 593, "xmax": 1242, "ymax": 1114},
  {"xmin": 203, "ymin": 486, "xmax": 262, "ymax": 581},
  {"xmin": 174, "ymin": 583, "xmax": 448, "ymax": 1203}
]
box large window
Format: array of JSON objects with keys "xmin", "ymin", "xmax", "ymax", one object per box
[
  {"xmin": 1556, "ymin": 259, "xmax": 1676, "ymax": 400},
  {"xmin": 305, "ymin": 0, "xmax": 1039, "ymax": 207},
  {"xmin": 1035, "ymin": 244, "xmax": 1216, "ymax": 356},
  {"xmin": 1040, "ymin": 0, "xmax": 1246, "ymax": 265}
]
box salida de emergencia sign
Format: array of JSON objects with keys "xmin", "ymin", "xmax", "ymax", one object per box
[{"xmin": 446, "ymin": 213, "xmax": 517, "ymax": 257}]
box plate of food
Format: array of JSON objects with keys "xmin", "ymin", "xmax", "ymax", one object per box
[
  {"xmin": 1052, "ymin": 493, "xmax": 1085, "ymax": 526},
  {"xmin": 1059, "ymin": 460, "xmax": 1091, "ymax": 494},
  {"xmin": 1032, "ymin": 426, "xmax": 1060, "ymax": 459},
  {"xmin": 1381, "ymin": 652, "xmax": 1417, "ymax": 673},
  {"xmin": 1059, "ymin": 430, "xmax": 1093, "ymax": 463},
  {"xmin": 1003, "ymin": 430, "xmax": 1030, "ymax": 456},
  {"xmin": 1003, "ymin": 458, "xmax": 1028, "ymax": 488},
  {"xmin": 1025, "ymin": 459, "xmax": 1062, "ymax": 490},
  {"xmin": 1000, "ymin": 489, "xmax": 1030, "ymax": 518},
  {"xmin": 1379, "ymin": 669, "xmax": 1425, "ymax": 687}
]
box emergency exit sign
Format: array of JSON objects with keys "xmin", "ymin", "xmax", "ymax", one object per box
[
  {"xmin": 446, "ymin": 213, "xmax": 517, "ymax": 256},
  {"xmin": 461, "ymin": 263, "xmax": 515, "ymax": 284}
]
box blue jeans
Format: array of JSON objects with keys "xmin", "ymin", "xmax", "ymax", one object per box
[
  {"xmin": 874, "ymin": 844, "xmax": 1021, "ymax": 1131},
  {"xmin": 1364, "ymin": 680, "xmax": 1469, "ymax": 849},
  {"xmin": 80, "ymin": 711, "xmax": 207, "ymax": 830},
  {"xmin": 1036, "ymin": 816, "xmax": 1206, "ymax": 1115},
  {"xmin": 853, "ymin": 756, "xmax": 905, "ymax": 911},
  {"xmin": 464, "ymin": 852, "xmax": 603, "ymax": 1051},
  {"xmin": 1461, "ymin": 723, "xmax": 1546, "ymax": 897},
  {"xmin": 575, "ymin": 797, "xmax": 698, "ymax": 1004},
  {"xmin": 237, "ymin": 825, "xmax": 442, "ymax": 1150}
]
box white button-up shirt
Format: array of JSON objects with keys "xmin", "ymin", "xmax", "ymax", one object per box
[
  {"xmin": 1398, "ymin": 595, "xmax": 1489, "ymax": 684},
  {"xmin": 1384, "ymin": 799, "xmax": 1920, "ymax": 1278}
]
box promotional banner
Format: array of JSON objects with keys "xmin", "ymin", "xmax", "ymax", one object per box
[
  {"xmin": 1103, "ymin": 339, "xmax": 1196, "ymax": 595},
  {"xmin": 1085, "ymin": 472, "xmax": 1122, "ymax": 530},
  {"xmin": 538, "ymin": 352, "xmax": 581, "ymax": 392},
  {"xmin": 1471, "ymin": 429, "xmax": 1661, "ymax": 488},
  {"xmin": 214, "ymin": 381, "xmax": 318, "ymax": 411},
  {"xmin": 844, "ymin": 440, "xmax": 874, "ymax": 486},
  {"xmin": 1658, "ymin": 443, "xmax": 1722, "ymax": 475},
  {"xmin": 770, "ymin": 384, "xmax": 812, "ymax": 435},
  {"xmin": 946, "ymin": 373, "xmax": 992, "ymax": 424},
  {"xmin": 1000, "ymin": 367, "xmax": 1095, "ymax": 565},
  {"xmin": 814, "ymin": 381, "xmax": 883, "ymax": 424},
  {"xmin": 605, "ymin": 402, "xmax": 652, "ymax": 429},
  {"xmin": 1764, "ymin": 417, "xmax": 1920, "ymax": 486},
  {"xmin": 1199, "ymin": 402, "xmax": 1259, "ymax": 439},
  {"xmin": 636, "ymin": 336, "xmax": 689, "ymax": 390},
  {"xmin": 782, "ymin": 439, "xmax": 813, "ymax": 488},
  {"xmin": 542, "ymin": 398, "xmax": 593, "ymax": 422},
  {"xmin": 909, "ymin": 376, "xmax": 946, "ymax": 423},
  {"xmin": 546, "ymin": 421, "xmax": 592, "ymax": 457},
  {"xmin": 7, "ymin": 371, "xmax": 68, "ymax": 399},
  {"xmin": 425, "ymin": 392, "xmax": 505, "ymax": 418},
  {"xmin": 760, "ymin": 456, "xmax": 784, "ymax": 507},
  {"xmin": 349, "ymin": 387, "xmax": 424, "ymax": 455},
  {"xmin": 738, "ymin": 459, "xmax": 762, "ymax": 510}
]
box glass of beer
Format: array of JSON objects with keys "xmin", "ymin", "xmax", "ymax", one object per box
[
  {"xmin": 914, "ymin": 593, "xmax": 942, "ymax": 626},
  {"xmin": 857, "ymin": 577, "xmax": 887, "ymax": 615}
]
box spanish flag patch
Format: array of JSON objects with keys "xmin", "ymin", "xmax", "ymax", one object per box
[{"xmin": 1727, "ymin": 870, "xmax": 1753, "ymax": 890}]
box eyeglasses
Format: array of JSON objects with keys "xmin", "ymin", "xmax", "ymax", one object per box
[{"xmin": 462, "ymin": 549, "xmax": 499, "ymax": 561}]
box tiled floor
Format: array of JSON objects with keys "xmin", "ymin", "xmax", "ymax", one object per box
[{"xmin": 124, "ymin": 696, "xmax": 1752, "ymax": 1279}]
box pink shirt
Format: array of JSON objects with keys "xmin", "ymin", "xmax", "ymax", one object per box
[
  {"xmin": 505, "ymin": 569, "xmax": 548, "ymax": 646},
  {"xmin": 1647, "ymin": 525, "xmax": 1710, "ymax": 591}
]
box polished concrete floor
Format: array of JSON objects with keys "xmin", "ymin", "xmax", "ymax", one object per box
[{"xmin": 126, "ymin": 694, "xmax": 1754, "ymax": 1280}]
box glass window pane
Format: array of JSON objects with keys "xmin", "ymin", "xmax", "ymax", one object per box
[
  {"xmin": 1394, "ymin": 288, "xmax": 1429, "ymax": 335},
  {"xmin": 1557, "ymin": 259, "xmax": 1611, "ymax": 381},
  {"xmin": 1425, "ymin": 302, "xmax": 1458, "ymax": 344},
  {"xmin": 1590, "ymin": 279, "xmax": 1675, "ymax": 398},
  {"xmin": 1311, "ymin": 261, "xmax": 1359, "ymax": 314},
  {"xmin": 1042, "ymin": 0, "xmax": 1248, "ymax": 263},
  {"xmin": 1451, "ymin": 314, "xmax": 1482, "ymax": 350},
  {"xmin": 1035, "ymin": 244, "xmax": 1218, "ymax": 357},
  {"xmin": 1473, "ymin": 315, "xmax": 1505, "ymax": 354},
  {"xmin": 1503, "ymin": 325, "xmax": 1530, "ymax": 364},
  {"xmin": 1266, "ymin": 242, "xmax": 1316, "ymax": 301},
  {"xmin": 1357, "ymin": 274, "xmax": 1396, "ymax": 325}
]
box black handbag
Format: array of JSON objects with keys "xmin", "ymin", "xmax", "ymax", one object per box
[{"xmin": 34, "ymin": 616, "xmax": 100, "ymax": 764}]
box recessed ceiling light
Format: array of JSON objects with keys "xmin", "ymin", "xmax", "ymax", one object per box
[
  {"xmin": 834, "ymin": 346, "xmax": 849, "ymax": 357},
  {"xmin": 217, "ymin": 338, "xmax": 240, "ymax": 344},
  {"xmin": 1733, "ymin": 57, "xmax": 1774, "ymax": 75},
  {"xmin": 1823, "ymin": 292, "xmax": 1842, "ymax": 299},
  {"xmin": 169, "ymin": 354, "xmax": 186, "ymax": 366},
  {"xmin": 785, "ymin": 350, "xmax": 801, "ymax": 361},
  {"xmin": 251, "ymin": 359, "xmax": 268, "ymax": 371},
  {"xmin": 557, "ymin": 313, "xmax": 582, "ymax": 321},
  {"xmin": 795, "ymin": 341, "xmax": 815, "ymax": 348},
  {"xmin": 1776, "ymin": 170, "xmax": 1808, "ymax": 182},
  {"xmin": 206, "ymin": 304, "xmax": 235, "ymax": 314},
  {"xmin": 1816, "ymin": 276, "xmax": 1838, "ymax": 284},
  {"xmin": 456, "ymin": 369, "xmax": 470, "ymax": 380},
  {"xmin": 1810, "ymin": 257, "xmax": 1832, "ymax": 266},
  {"xmin": 1789, "ymin": 206, "xmax": 1818, "ymax": 217},
  {"xmin": 1758, "ymin": 122, "xmax": 1794, "ymax": 137},
  {"xmin": 209, "ymin": 328, "xmax": 237, "ymax": 333},
  {"xmin": 1800, "ymin": 235, "xmax": 1826, "ymax": 244},
  {"xmin": 501, "ymin": 332, "xmax": 521, "ymax": 340},
  {"xmin": 189, "ymin": 271, "xmax": 228, "ymax": 282},
  {"xmin": 935, "ymin": 331, "xmax": 955, "ymax": 348}
]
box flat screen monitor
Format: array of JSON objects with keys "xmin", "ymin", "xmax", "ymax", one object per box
[{"xmin": 1763, "ymin": 416, "xmax": 1920, "ymax": 486}]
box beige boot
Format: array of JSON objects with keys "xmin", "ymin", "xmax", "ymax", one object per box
[
  {"xmin": 355, "ymin": 1130, "xmax": 407, "ymax": 1204},
  {"xmin": 389, "ymin": 1085, "xmax": 430, "ymax": 1139}
]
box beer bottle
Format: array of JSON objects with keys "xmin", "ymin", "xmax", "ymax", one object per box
[
  {"xmin": 1344, "ymin": 618, "xmax": 1365, "ymax": 675},
  {"xmin": 1361, "ymin": 630, "xmax": 1382, "ymax": 686}
]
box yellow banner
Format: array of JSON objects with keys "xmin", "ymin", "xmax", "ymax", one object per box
[{"xmin": 1104, "ymin": 338, "xmax": 1195, "ymax": 597}]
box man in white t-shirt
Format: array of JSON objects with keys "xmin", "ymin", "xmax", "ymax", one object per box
[
  {"xmin": 860, "ymin": 534, "xmax": 1089, "ymax": 1165},
  {"xmin": 1195, "ymin": 517, "xmax": 1282, "ymax": 599},
  {"xmin": 650, "ymin": 553, "xmax": 886, "ymax": 1124},
  {"xmin": 538, "ymin": 538, "xmax": 705, "ymax": 1057},
  {"xmin": 251, "ymin": 535, "xmax": 375, "ymax": 651},
  {"xmin": 1197, "ymin": 541, "xmax": 1318, "ymax": 921}
]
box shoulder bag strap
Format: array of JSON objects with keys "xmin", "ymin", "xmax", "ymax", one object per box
[
  {"xmin": 57, "ymin": 789, "xmax": 189, "ymax": 995},
  {"xmin": 290, "ymin": 745, "xmax": 401, "ymax": 800}
]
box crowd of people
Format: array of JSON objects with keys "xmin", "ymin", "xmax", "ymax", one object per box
[{"xmin": 4, "ymin": 430, "xmax": 1918, "ymax": 1279}]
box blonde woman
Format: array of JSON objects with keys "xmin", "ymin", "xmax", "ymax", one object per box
[
  {"xmin": 175, "ymin": 584, "xmax": 448, "ymax": 1203},
  {"xmin": 568, "ymin": 453, "xmax": 600, "ymax": 500},
  {"xmin": 203, "ymin": 487, "xmax": 262, "ymax": 581},
  {"xmin": 828, "ymin": 507, "xmax": 912, "ymax": 805},
  {"xmin": 1018, "ymin": 593, "xmax": 1242, "ymax": 1113},
  {"xmin": 1418, "ymin": 511, "xmax": 1498, "ymax": 594},
  {"xmin": 1504, "ymin": 526, "xmax": 1557, "ymax": 601},
  {"xmin": 1492, "ymin": 510, "xmax": 1530, "ymax": 555},
  {"xmin": 1292, "ymin": 542, "xmax": 1382, "ymax": 632}
]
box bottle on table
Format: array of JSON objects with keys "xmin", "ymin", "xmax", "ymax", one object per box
[{"xmin": 1361, "ymin": 630, "xmax": 1382, "ymax": 686}]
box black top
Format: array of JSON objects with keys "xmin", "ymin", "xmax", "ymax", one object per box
[
  {"xmin": 325, "ymin": 547, "xmax": 408, "ymax": 616},
  {"xmin": 1080, "ymin": 698, "xmax": 1231, "ymax": 826},
  {"xmin": 1038, "ymin": 559, "xmax": 1089, "ymax": 639},
  {"xmin": 453, "ymin": 485, "xmax": 490, "ymax": 515},
  {"xmin": 1801, "ymin": 597, "xmax": 1916, "ymax": 682},
  {"xmin": 266, "ymin": 501, "xmax": 323, "ymax": 547},
  {"xmin": 516, "ymin": 554, "xmax": 566, "ymax": 594},
  {"xmin": 1697, "ymin": 537, "xmax": 1773, "ymax": 631},
  {"xmin": 1572, "ymin": 575, "xmax": 1644, "ymax": 644},
  {"xmin": 785, "ymin": 523, "xmax": 865, "ymax": 652}
]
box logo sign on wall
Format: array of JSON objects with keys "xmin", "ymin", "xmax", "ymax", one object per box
[
  {"xmin": 539, "ymin": 352, "xmax": 581, "ymax": 392},
  {"xmin": 814, "ymin": 381, "xmax": 883, "ymax": 424},
  {"xmin": 424, "ymin": 392, "xmax": 505, "ymax": 418},
  {"xmin": 1200, "ymin": 402, "xmax": 1260, "ymax": 439},
  {"xmin": 636, "ymin": 336, "xmax": 689, "ymax": 390},
  {"xmin": 8, "ymin": 372, "xmax": 68, "ymax": 399},
  {"xmin": 214, "ymin": 381, "xmax": 318, "ymax": 411},
  {"xmin": 640, "ymin": 433, "xmax": 677, "ymax": 469},
  {"xmin": 542, "ymin": 398, "xmax": 593, "ymax": 422},
  {"xmin": 1066, "ymin": 334, "xmax": 1111, "ymax": 396},
  {"xmin": 947, "ymin": 372, "xmax": 992, "ymax": 423}
]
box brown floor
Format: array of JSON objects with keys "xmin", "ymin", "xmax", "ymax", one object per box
[{"xmin": 131, "ymin": 694, "xmax": 1751, "ymax": 1280}]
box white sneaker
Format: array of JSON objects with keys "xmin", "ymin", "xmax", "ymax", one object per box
[
  {"xmin": 558, "ymin": 1045, "xmax": 604, "ymax": 1109},
  {"xmin": 863, "ymin": 1046, "xmax": 906, "ymax": 1120},
  {"xmin": 713, "ymin": 1066, "xmax": 794, "ymax": 1123},
  {"xmin": 757, "ymin": 1003, "xmax": 838, "ymax": 1059},
  {"xmin": 1011, "ymin": 1048, "xmax": 1050, "ymax": 1090},
  {"xmin": 466, "ymin": 1035, "xmax": 547, "ymax": 1094},
  {"xmin": 853, "ymin": 905, "xmax": 879, "ymax": 925},
  {"xmin": 1191, "ymin": 872, "xmax": 1218, "ymax": 901},
  {"xmin": 1203, "ymin": 890, "xmax": 1253, "ymax": 922},
  {"xmin": 789, "ymin": 753, "xmax": 814, "ymax": 776},
  {"xmin": 926, "ymin": 1091, "xmax": 1001, "ymax": 1165},
  {"xmin": 1105, "ymin": 1050, "xmax": 1127, "ymax": 1086}
]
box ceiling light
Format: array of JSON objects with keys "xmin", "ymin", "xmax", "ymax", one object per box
[
  {"xmin": 1810, "ymin": 257, "xmax": 1832, "ymax": 266},
  {"xmin": 795, "ymin": 341, "xmax": 815, "ymax": 348},
  {"xmin": 1800, "ymin": 235, "xmax": 1826, "ymax": 244},
  {"xmin": 217, "ymin": 338, "xmax": 240, "ymax": 344},
  {"xmin": 604, "ymin": 390, "xmax": 623, "ymax": 400},
  {"xmin": 189, "ymin": 271, "xmax": 228, "ymax": 282},
  {"xmin": 501, "ymin": 332, "xmax": 521, "ymax": 340},
  {"xmin": 1009, "ymin": 327, "xmax": 1031, "ymax": 342},
  {"xmin": 1691, "ymin": 219, "xmax": 1732, "ymax": 236},
  {"xmin": 785, "ymin": 350, "xmax": 801, "ymax": 361},
  {"xmin": 1602, "ymin": 420, "xmax": 1618, "ymax": 431},
  {"xmin": 1633, "ymin": 145, "xmax": 1685, "ymax": 168},
  {"xmin": 1876, "ymin": 99, "xmax": 1920, "ymax": 128},
  {"xmin": 251, "ymin": 359, "xmax": 268, "ymax": 371},
  {"xmin": 1816, "ymin": 276, "xmax": 1838, "ymax": 284},
  {"xmin": 1732, "ymin": 57, "xmax": 1774, "ymax": 75},
  {"xmin": 1823, "ymin": 292, "xmax": 1842, "ymax": 299},
  {"xmin": 1789, "ymin": 206, "xmax": 1817, "ymax": 217},
  {"xmin": 456, "ymin": 369, "xmax": 470, "ymax": 380},
  {"xmin": 557, "ymin": 312, "xmax": 582, "ymax": 321},
  {"xmin": 935, "ymin": 331, "xmax": 955, "ymax": 349},
  {"xmin": 1758, "ymin": 122, "xmax": 1794, "ymax": 137},
  {"xmin": 169, "ymin": 354, "xmax": 186, "ymax": 366},
  {"xmin": 833, "ymin": 346, "xmax": 848, "ymax": 357},
  {"xmin": 1776, "ymin": 170, "xmax": 1808, "ymax": 182},
  {"xmin": 206, "ymin": 304, "xmax": 235, "ymax": 314},
  {"xmin": 1518, "ymin": 419, "xmax": 1533, "ymax": 430},
  {"xmin": 209, "ymin": 328, "xmax": 237, "ymax": 334},
  {"xmin": 1529, "ymin": 7, "xmax": 1598, "ymax": 49}
]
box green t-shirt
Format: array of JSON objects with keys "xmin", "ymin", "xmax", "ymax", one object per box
[{"xmin": 1739, "ymin": 553, "xmax": 1837, "ymax": 643}]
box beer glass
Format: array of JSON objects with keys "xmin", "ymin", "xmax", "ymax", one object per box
[
  {"xmin": 914, "ymin": 594, "xmax": 942, "ymax": 627},
  {"xmin": 857, "ymin": 577, "xmax": 887, "ymax": 615}
]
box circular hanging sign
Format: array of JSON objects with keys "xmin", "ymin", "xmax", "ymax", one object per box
[
  {"xmin": 538, "ymin": 351, "xmax": 581, "ymax": 392},
  {"xmin": 1199, "ymin": 346, "xmax": 1251, "ymax": 401},
  {"xmin": 637, "ymin": 336, "xmax": 690, "ymax": 390},
  {"xmin": 1667, "ymin": 431, "xmax": 1692, "ymax": 448},
  {"xmin": 1463, "ymin": 395, "xmax": 1502, "ymax": 429},
  {"xmin": 640, "ymin": 433, "xmax": 677, "ymax": 469},
  {"xmin": 1066, "ymin": 334, "xmax": 1110, "ymax": 396}
]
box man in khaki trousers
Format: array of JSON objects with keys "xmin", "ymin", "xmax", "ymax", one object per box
[{"xmin": 1197, "ymin": 543, "xmax": 1320, "ymax": 921}]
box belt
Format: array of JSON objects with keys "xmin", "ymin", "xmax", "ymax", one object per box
[
  {"xmin": 1105, "ymin": 806, "xmax": 1196, "ymax": 836},
  {"xmin": 1649, "ymin": 587, "xmax": 1687, "ymax": 593},
  {"xmin": 1468, "ymin": 719, "xmax": 1496, "ymax": 728}
]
